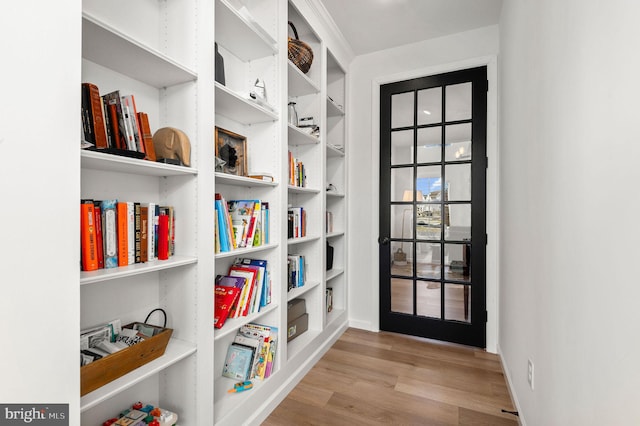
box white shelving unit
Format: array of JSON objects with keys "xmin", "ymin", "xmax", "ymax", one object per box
[
  {"xmin": 74, "ymin": 0, "xmax": 351, "ymax": 424},
  {"xmin": 79, "ymin": 0, "xmax": 214, "ymax": 424}
]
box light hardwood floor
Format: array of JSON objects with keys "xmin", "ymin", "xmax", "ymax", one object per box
[{"xmin": 263, "ymin": 328, "xmax": 518, "ymax": 425}]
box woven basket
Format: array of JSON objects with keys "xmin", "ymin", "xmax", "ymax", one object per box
[{"xmin": 288, "ymin": 21, "xmax": 313, "ymax": 74}]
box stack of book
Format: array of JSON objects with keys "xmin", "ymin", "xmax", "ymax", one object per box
[
  {"xmin": 288, "ymin": 151, "xmax": 306, "ymax": 187},
  {"xmin": 287, "ymin": 254, "xmax": 306, "ymax": 291},
  {"xmin": 287, "ymin": 207, "xmax": 306, "ymax": 239},
  {"xmin": 222, "ymin": 323, "xmax": 278, "ymax": 381},
  {"xmin": 215, "ymin": 194, "xmax": 270, "ymax": 253},
  {"xmin": 81, "ymin": 83, "xmax": 156, "ymax": 160},
  {"xmin": 214, "ymin": 258, "xmax": 271, "ymax": 329},
  {"xmin": 80, "ymin": 200, "xmax": 174, "ymax": 272}
]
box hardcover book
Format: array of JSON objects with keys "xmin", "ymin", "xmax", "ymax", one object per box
[
  {"xmin": 214, "ymin": 285, "xmax": 242, "ymax": 329},
  {"xmin": 80, "ymin": 201, "xmax": 99, "ymax": 271},
  {"xmin": 82, "ymin": 83, "xmax": 108, "ymax": 149},
  {"xmin": 222, "ymin": 343, "xmax": 255, "ymax": 381},
  {"xmin": 101, "ymin": 200, "xmax": 118, "ymax": 268}
]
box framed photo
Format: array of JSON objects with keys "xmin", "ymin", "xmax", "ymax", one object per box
[{"xmin": 215, "ymin": 126, "xmax": 247, "ymax": 176}]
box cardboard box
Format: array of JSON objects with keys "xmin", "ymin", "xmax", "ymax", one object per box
[
  {"xmin": 287, "ymin": 298, "xmax": 306, "ymax": 322},
  {"xmin": 287, "ymin": 313, "xmax": 308, "ymax": 342}
]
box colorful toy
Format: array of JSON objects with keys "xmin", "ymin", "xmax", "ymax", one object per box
[{"xmin": 228, "ymin": 380, "xmax": 253, "ymax": 393}]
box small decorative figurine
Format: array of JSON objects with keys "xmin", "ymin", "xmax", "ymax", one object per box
[{"xmin": 152, "ymin": 127, "xmax": 191, "ymax": 167}]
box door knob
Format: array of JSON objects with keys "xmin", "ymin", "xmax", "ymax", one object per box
[{"xmin": 378, "ymin": 236, "xmax": 390, "ymax": 245}]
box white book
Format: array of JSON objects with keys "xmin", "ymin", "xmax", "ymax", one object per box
[{"xmin": 141, "ymin": 202, "xmax": 156, "ymax": 261}]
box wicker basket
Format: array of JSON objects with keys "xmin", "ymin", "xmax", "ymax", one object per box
[{"xmin": 288, "ymin": 21, "xmax": 313, "ymax": 74}]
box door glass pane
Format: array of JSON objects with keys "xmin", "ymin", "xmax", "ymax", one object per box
[
  {"xmin": 391, "ymin": 205, "xmax": 414, "ymax": 239},
  {"xmin": 391, "ymin": 241, "xmax": 413, "ymax": 274},
  {"xmin": 416, "ymin": 166, "xmax": 441, "ymax": 204},
  {"xmin": 391, "ymin": 130, "xmax": 413, "ymax": 165},
  {"xmin": 446, "ymin": 83, "xmax": 471, "ymax": 122},
  {"xmin": 417, "ymin": 281, "xmax": 441, "ymax": 318},
  {"xmin": 445, "ymin": 203, "xmax": 470, "ymax": 241},
  {"xmin": 391, "ymin": 167, "xmax": 413, "ymax": 202},
  {"xmin": 416, "ymin": 127, "xmax": 441, "ymax": 163},
  {"xmin": 416, "ymin": 243, "xmax": 440, "ymax": 279},
  {"xmin": 445, "ymin": 243, "xmax": 471, "ymax": 282},
  {"xmin": 391, "ymin": 278, "xmax": 413, "ymax": 314},
  {"xmin": 445, "ymin": 123, "xmax": 472, "ymax": 161},
  {"xmin": 417, "ymin": 87, "xmax": 442, "ymax": 125},
  {"xmin": 391, "ymin": 92, "xmax": 414, "ymax": 129},
  {"xmin": 417, "ymin": 205, "xmax": 441, "ymax": 240},
  {"xmin": 445, "ymin": 163, "xmax": 470, "ymax": 201},
  {"xmin": 444, "ymin": 284, "xmax": 471, "ymax": 323}
]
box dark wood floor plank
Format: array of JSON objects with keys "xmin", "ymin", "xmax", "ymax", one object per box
[{"xmin": 263, "ymin": 328, "xmax": 517, "ymax": 425}]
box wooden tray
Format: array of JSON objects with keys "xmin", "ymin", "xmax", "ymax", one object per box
[{"xmin": 81, "ymin": 323, "xmax": 173, "ymax": 396}]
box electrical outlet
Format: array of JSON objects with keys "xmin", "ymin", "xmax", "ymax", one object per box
[{"xmin": 527, "ymin": 359, "xmax": 534, "ymax": 390}]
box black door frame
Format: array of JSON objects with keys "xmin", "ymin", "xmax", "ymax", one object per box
[{"xmin": 378, "ymin": 66, "xmax": 488, "ymax": 348}]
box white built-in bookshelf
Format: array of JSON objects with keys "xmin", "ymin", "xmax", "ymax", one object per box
[
  {"xmin": 76, "ymin": 0, "xmax": 351, "ymax": 423},
  {"xmin": 79, "ymin": 0, "xmax": 214, "ymax": 423}
]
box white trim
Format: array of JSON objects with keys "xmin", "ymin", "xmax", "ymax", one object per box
[
  {"xmin": 371, "ymin": 55, "xmax": 499, "ymax": 352},
  {"xmin": 348, "ymin": 319, "xmax": 377, "ymax": 332},
  {"xmin": 498, "ymin": 344, "xmax": 526, "ymax": 425}
]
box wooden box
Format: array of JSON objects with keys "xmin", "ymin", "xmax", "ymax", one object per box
[{"xmin": 81, "ymin": 323, "xmax": 172, "ymax": 396}]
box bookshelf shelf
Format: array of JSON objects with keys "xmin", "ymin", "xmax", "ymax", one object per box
[
  {"xmin": 81, "ymin": 150, "xmax": 198, "ymax": 177},
  {"xmin": 215, "ymin": 82, "xmax": 279, "ymax": 125},
  {"xmin": 326, "ymin": 191, "xmax": 345, "ymax": 198},
  {"xmin": 80, "ymin": 256, "xmax": 198, "ymax": 285},
  {"xmin": 213, "ymin": 303, "xmax": 279, "ymax": 341},
  {"xmin": 288, "ymin": 124, "xmax": 320, "ymax": 146},
  {"xmin": 326, "ymin": 144, "xmax": 345, "ymax": 157},
  {"xmin": 326, "ymin": 231, "xmax": 345, "ymax": 239},
  {"xmin": 215, "ymin": 242, "xmax": 279, "ymax": 259},
  {"xmin": 287, "ymin": 185, "xmax": 321, "ymax": 194},
  {"xmin": 288, "ymin": 61, "xmax": 321, "ymax": 96},
  {"xmin": 82, "ymin": 13, "xmax": 197, "ymax": 88},
  {"xmin": 287, "ymin": 235, "xmax": 321, "ymax": 246},
  {"xmin": 287, "ymin": 329, "xmax": 321, "ymax": 361},
  {"xmin": 287, "ymin": 280, "xmax": 321, "ymax": 301},
  {"xmin": 215, "ymin": 172, "xmax": 277, "ymax": 187},
  {"xmin": 80, "ymin": 337, "xmax": 197, "ymax": 412},
  {"xmin": 215, "ymin": 0, "xmax": 277, "ymax": 61},
  {"xmin": 325, "ymin": 308, "xmax": 347, "ymax": 328},
  {"xmin": 327, "ymin": 96, "xmax": 345, "ymax": 117},
  {"xmin": 326, "ymin": 268, "xmax": 344, "ymax": 281}
]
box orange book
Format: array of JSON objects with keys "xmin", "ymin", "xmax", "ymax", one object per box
[
  {"xmin": 117, "ymin": 202, "xmax": 129, "ymax": 267},
  {"xmin": 137, "ymin": 112, "xmax": 157, "ymax": 161},
  {"xmin": 80, "ymin": 202, "xmax": 99, "ymax": 271}
]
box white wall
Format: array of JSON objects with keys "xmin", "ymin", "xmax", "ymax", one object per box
[
  {"xmin": 347, "ymin": 26, "xmax": 500, "ymax": 351},
  {"xmin": 0, "ymin": 0, "xmax": 81, "ymax": 423},
  {"xmin": 499, "ymin": 1, "xmax": 640, "ymax": 424}
]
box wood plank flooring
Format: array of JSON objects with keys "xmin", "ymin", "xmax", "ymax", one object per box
[{"xmin": 262, "ymin": 328, "xmax": 518, "ymax": 425}]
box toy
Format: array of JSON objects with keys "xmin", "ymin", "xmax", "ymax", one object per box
[
  {"xmin": 104, "ymin": 402, "xmax": 177, "ymax": 426},
  {"xmin": 228, "ymin": 380, "xmax": 253, "ymax": 393}
]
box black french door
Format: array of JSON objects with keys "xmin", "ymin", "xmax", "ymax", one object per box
[{"xmin": 379, "ymin": 67, "xmax": 487, "ymax": 348}]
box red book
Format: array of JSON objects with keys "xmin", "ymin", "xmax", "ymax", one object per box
[
  {"xmin": 158, "ymin": 214, "xmax": 169, "ymax": 260},
  {"xmin": 214, "ymin": 285, "xmax": 242, "ymax": 329},
  {"xmin": 93, "ymin": 203, "xmax": 104, "ymax": 269},
  {"xmin": 117, "ymin": 202, "xmax": 128, "ymax": 267},
  {"xmin": 80, "ymin": 202, "xmax": 99, "ymax": 271}
]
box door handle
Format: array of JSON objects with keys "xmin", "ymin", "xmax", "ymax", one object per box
[{"xmin": 378, "ymin": 236, "xmax": 390, "ymax": 245}]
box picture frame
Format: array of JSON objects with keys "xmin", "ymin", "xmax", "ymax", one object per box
[{"xmin": 215, "ymin": 126, "xmax": 247, "ymax": 176}]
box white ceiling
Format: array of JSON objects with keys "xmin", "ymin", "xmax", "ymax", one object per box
[{"xmin": 318, "ymin": 0, "xmax": 503, "ymax": 56}]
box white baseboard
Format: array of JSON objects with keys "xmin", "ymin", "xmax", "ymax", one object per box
[
  {"xmin": 497, "ymin": 345, "xmax": 526, "ymax": 426},
  {"xmin": 348, "ymin": 319, "xmax": 377, "ymax": 331}
]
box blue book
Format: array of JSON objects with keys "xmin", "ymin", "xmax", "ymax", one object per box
[{"xmin": 215, "ymin": 199, "xmax": 229, "ymax": 252}]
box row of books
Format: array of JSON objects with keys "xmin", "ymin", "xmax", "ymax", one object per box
[
  {"xmin": 326, "ymin": 287, "xmax": 333, "ymax": 313},
  {"xmin": 215, "ymin": 194, "xmax": 270, "ymax": 253},
  {"xmin": 287, "ymin": 255, "xmax": 306, "ymax": 291},
  {"xmin": 287, "ymin": 206, "xmax": 306, "ymax": 239},
  {"xmin": 214, "ymin": 258, "xmax": 272, "ymax": 329},
  {"xmin": 80, "ymin": 200, "xmax": 174, "ymax": 272},
  {"xmin": 288, "ymin": 151, "xmax": 307, "ymax": 187},
  {"xmin": 81, "ymin": 82, "xmax": 156, "ymax": 160},
  {"xmin": 222, "ymin": 323, "xmax": 278, "ymax": 381}
]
